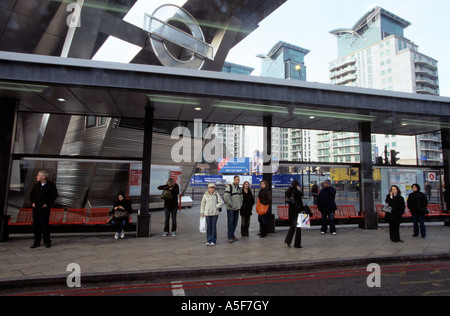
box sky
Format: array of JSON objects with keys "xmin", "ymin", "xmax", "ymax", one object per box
[
  {"xmin": 225, "ymin": 0, "xmax": 450, "ymax": 97},
  {"xmin": 93, "ymin": 0, "xmax": 450, "ymax": 97}
]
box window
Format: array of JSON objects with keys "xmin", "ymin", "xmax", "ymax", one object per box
[
  {"xmin": 86, "ymin": 116, "xmax": 108, "ymax": 129},
  {"xmin": 86, "ymin": 116, "xmax": 96, "ymax": 128}
]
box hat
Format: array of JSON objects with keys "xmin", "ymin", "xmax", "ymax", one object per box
[
  {"xmin": 208, "ymin": 183, "xmax": 216, "ymax": 188},
  {"xmin": 324, "ymin": 180, "xmax": 331, "ymax": 185}
]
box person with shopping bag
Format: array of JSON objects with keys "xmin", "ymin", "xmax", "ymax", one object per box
[
  {"xmin": 284, "ymin": 180, "xmax": 304, "ymax": 248},
  {"xmin": 200, "ymin": 183, "xmax": 224, "ymax": 246}
]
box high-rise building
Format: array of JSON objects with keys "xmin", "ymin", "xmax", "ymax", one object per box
[
  {"xmin": 258, "ymin": 41, "xmax": 317, "ymax": 162},
  {"xmin": 326, "ymin": 6, "xmax": 441, "ymax": 165},
  {"xmin": 329, "ymin": 6, "xmax": 439, "ymax": 95}
]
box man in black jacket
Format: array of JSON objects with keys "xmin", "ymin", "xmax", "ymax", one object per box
[
  {"xmin": 407, "ymin": 183, "xmax": 428, "ymax": 238},
  {"xmin": 30, "ymin": 170, "xmax": 58, "ymax": 248}
]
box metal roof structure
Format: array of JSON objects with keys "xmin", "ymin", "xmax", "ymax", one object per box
[{"xmin": 1, "ymin": 51, "xmax": 450, "ymax": 136}]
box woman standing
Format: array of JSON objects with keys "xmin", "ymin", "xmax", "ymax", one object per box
[
  {"xmin": 158, "ymin": 178, "xmax": 180, "ymax": 237},
  {"xmin": 200, "ymin": 183, "xmax": 224, "ymax": 246},
  {"xmin": 284, "ymin": 180, "xmax": 304, "ymax": 248},
  {"xmin": 385, "ymin": 185, "xmax": 406, "ymax": 243},
  {"xmin": 240, "ymin": 181, "xmax": 254, "ymax": 237},
  {"xmin": 258, "ymin": 180, "xmax": 272, "ymax": 238},
  {"xmin": 407, "ymin": 183, "xmax": 428, "ymax": 238},
  {"xmin": 110, "ymin": 192, "xmax": 132, "ymax": 239}
]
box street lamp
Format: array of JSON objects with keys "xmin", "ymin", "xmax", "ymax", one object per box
[{"xmin": 295, "ymin": 64, "xmax": 302, "ymax": 80}]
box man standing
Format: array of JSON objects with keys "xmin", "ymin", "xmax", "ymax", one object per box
[
  {"xmin": 317, "ymin": 180, "xmax": 337, "ymax": 235},
  {"xmin": 30, "ymin": 170, "xmax": 58, "ymax": 248},
  {"xmin": 224, "ymin": 176, "xmax": 243, "ymax": 243}
]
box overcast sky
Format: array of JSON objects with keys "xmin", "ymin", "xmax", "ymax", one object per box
[
  {"xmin": 94, "ymin": 0, "xmax": 450, "ymax": 97},
  {"xmin": 226, "ymin": 0, "xmax": 450, "ymax": 97}
]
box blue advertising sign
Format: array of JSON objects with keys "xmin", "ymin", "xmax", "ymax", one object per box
[
  {"xmin": 218, "ymin": 158, "xmax": 250, "ymax": 174},
  {"xmin": 191, "ymin": 175, "xmax": 223, "ymax": 186}
]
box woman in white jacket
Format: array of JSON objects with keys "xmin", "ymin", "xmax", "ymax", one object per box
[{"xmin": 201, "ymin": 183, "xmax": 224, "ymax": 246}]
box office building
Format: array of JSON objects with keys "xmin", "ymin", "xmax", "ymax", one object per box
[{"xmin": 327, "ymin": 6, "xmax": 441, "ymax": 165}]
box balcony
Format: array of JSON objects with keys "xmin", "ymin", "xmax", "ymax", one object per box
[
  {"xmin": 329, "ymin": 56, "xmax": 357, "ymax": 71},
  {"xmin": 416, "ymin": 85, "xmax": 440, "ymax": 95},
  {"xmin": 415, "ymin": 67, "xmax": 438, "ymax": 79},
  {"xmin": 332, "ymin": 73, "xmax": 357, "ymax": 85},
  {"xmin": 330, "ymin": 65, "xmax": 357, "ymax": 79},
  {"xmin": 416, "ymin": 76, "xmax": 439, "ymax": 89},
  {"xmin": 414, "ymin": 56, "xmax": 438, "ymax": 70}
]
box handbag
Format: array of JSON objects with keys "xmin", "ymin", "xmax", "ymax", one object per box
[
  {"xmin": 114, "ymin": 210, "xmax": 128, "ymax": 218},
  {"xmin": 161, "ymin": 189, "xmax": 172, "ymax": 200},
  {"xmin": 297, "ymin": 213, "xmax": 311, "ymax": 228},
  {"xmin": 382, "ymin": 205, "xmax": 392, "ymax": 213},
  {"xmin": 256, "ymin": 198, "xmax": 269, "ymax": 215},
  {"xmin": 199, "ymin": 217, "xmax": 206, "ymax": 234}
]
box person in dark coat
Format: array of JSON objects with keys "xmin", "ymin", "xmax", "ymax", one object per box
[
  {"xmin": 284, "ymin": 180, "xmax": 304, "ymax": 248},
  {"xmin": 317, "ymin": 180, "xmax": 337, "ymax": 235},
  {"xmin": 110, "ymin": 192, "xmax": 132, "ymax": 239},
  {"xmin": 30, "ymin": 170, "xmax": 58, "ymax": 248},
  {"xmin": 385, "ymin": 185, "xmax": 406, "ymax": 243},
  {"xmin": 311, "ymin": 181, "xmax": 319, "ymax": 205},
  {"xmin": 407, "ymin": 183, "xmax": 428, "ymax": 238},
  {"xmin": 158, "ymin": 178, "xmax": 180, "ymax": 237},
  {"xmin": 240, "ymin": 181, "xmax": 254, "ymax": 237},
  {"xmin": 258, "ymin": 180, "xmax": 272, "ymax": 238}
]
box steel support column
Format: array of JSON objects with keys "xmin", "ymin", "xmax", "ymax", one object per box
[
  {"xmin": 0, "ymin": 98, "xmax": 18, "ymax": 241},
  {"xmin": 263, "ymin": 116, "xmax": 274, "ymax": 233},
  {"xmin": 441, "ymin": 129, "xmax": 450, "ymax": 224},
  {"xmin": 137, "ymin": 105, "xmax": 153, "ymax": 237},
  {"xmin": 359, "ymin": 121, "xmax": 378, "ymax": 230}
]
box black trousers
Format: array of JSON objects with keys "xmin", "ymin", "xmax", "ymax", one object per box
[
  {"xmin": 389, "ymin": 220, "xmax": 401, "ymax": 242},
  {"xmin": 285, "ymin": 212, "xmax": 301, "ymax": 247},
  {"xmin": 32, "ymin": 207, "xmax": 51, "ymax": 245},
  {"xmin": 241, "ymin": 215, "xmax": 251, "ymax": 236}
]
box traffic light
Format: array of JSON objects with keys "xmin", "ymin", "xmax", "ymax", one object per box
[{"xmin": 390, "ymin": 150, "xmax": 400, "ymax": 165}]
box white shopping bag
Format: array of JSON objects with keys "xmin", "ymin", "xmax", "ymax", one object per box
[
  {"xmin": 297, "ymin": 213, "xmax": 311, "ymax": 228},
  {"xmin": 199, "ymin": 217, "xmax": 206, "ymax": 233}
]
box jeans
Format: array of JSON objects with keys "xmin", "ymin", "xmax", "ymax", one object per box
[
  {"xmin": 412, "ymin": 213, "xmax": 426, "ymax": 237},
  {"xmin": 111, "ymin": 218, "xmax": 127, "ymax": 233},
  {"xmin": 164, "ymin": 208, "xmax": 178, "ymax": 233},
  {"xmin": 227, "ymin": 209, "xmax": 239, "ymax": 239},
  {"xmin": 206, "ymin": 215, "xmax": 218, "ymax": 244},
  {"xmin": 320, "ymin": 211, "xmax": 336, "ymax": 234}
]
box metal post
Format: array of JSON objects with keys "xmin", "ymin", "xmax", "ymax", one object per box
[
  {"xmin": 137, "ymin": 105, "xmax": 154, "ymax": 237},
  {"xmin": 359, "ymin": 122, "xmax": 377, "ymax": 230},
  {"xmin": 0, "ymin": 99, "xmax": 18, "ymax": 241},
  {"xmin": 263, "ymin": 116, "xmax": 274, "ymax": 233},
  {"xmin": 441, "ymin": 129, "xmax": 450, "ymax": 224}
]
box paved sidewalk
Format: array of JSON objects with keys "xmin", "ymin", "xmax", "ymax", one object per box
[{"xmin": 1, "ymin": 206, "xmax": 450, "ymax": 286}]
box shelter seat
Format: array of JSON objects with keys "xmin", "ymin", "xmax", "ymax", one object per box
[
  {"xmin": 427, "ymin": 204, "xmax": 450, "ymax": 218},
  {"xmin": 8, "ymin": 208, "xmax": 33, "ymax": 226},
  {"xmin": 376, "ymin": 205, "xmax": 385, "ymax": 218},
  {"xmin": 86, "ymin": 208, "xmax": 110, "ymax": 225},
  {"xmin": 334, "ymin": 205, "xmax": 347, "ymax": 219},
  {"xmin": 49, "ymin": 209, "xmax": 65, "ymax": 224},
  {"xmin": 342, "ymin": 205, "xmax": 363, "ymax": 219},
  {"xmin": 277, "ymin": 206, "xmax": 289, "ymax": 220},
  {"xmin": 63, "ymin": 209, "xmax": 87, "ymax": 224},
  {"xmin": 309, "ymin": 205, "xmax": 321, "ymax": 219},
  {"xmin": 403, "ymin": 207, "xmax": 412, "ymax": 218}
]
